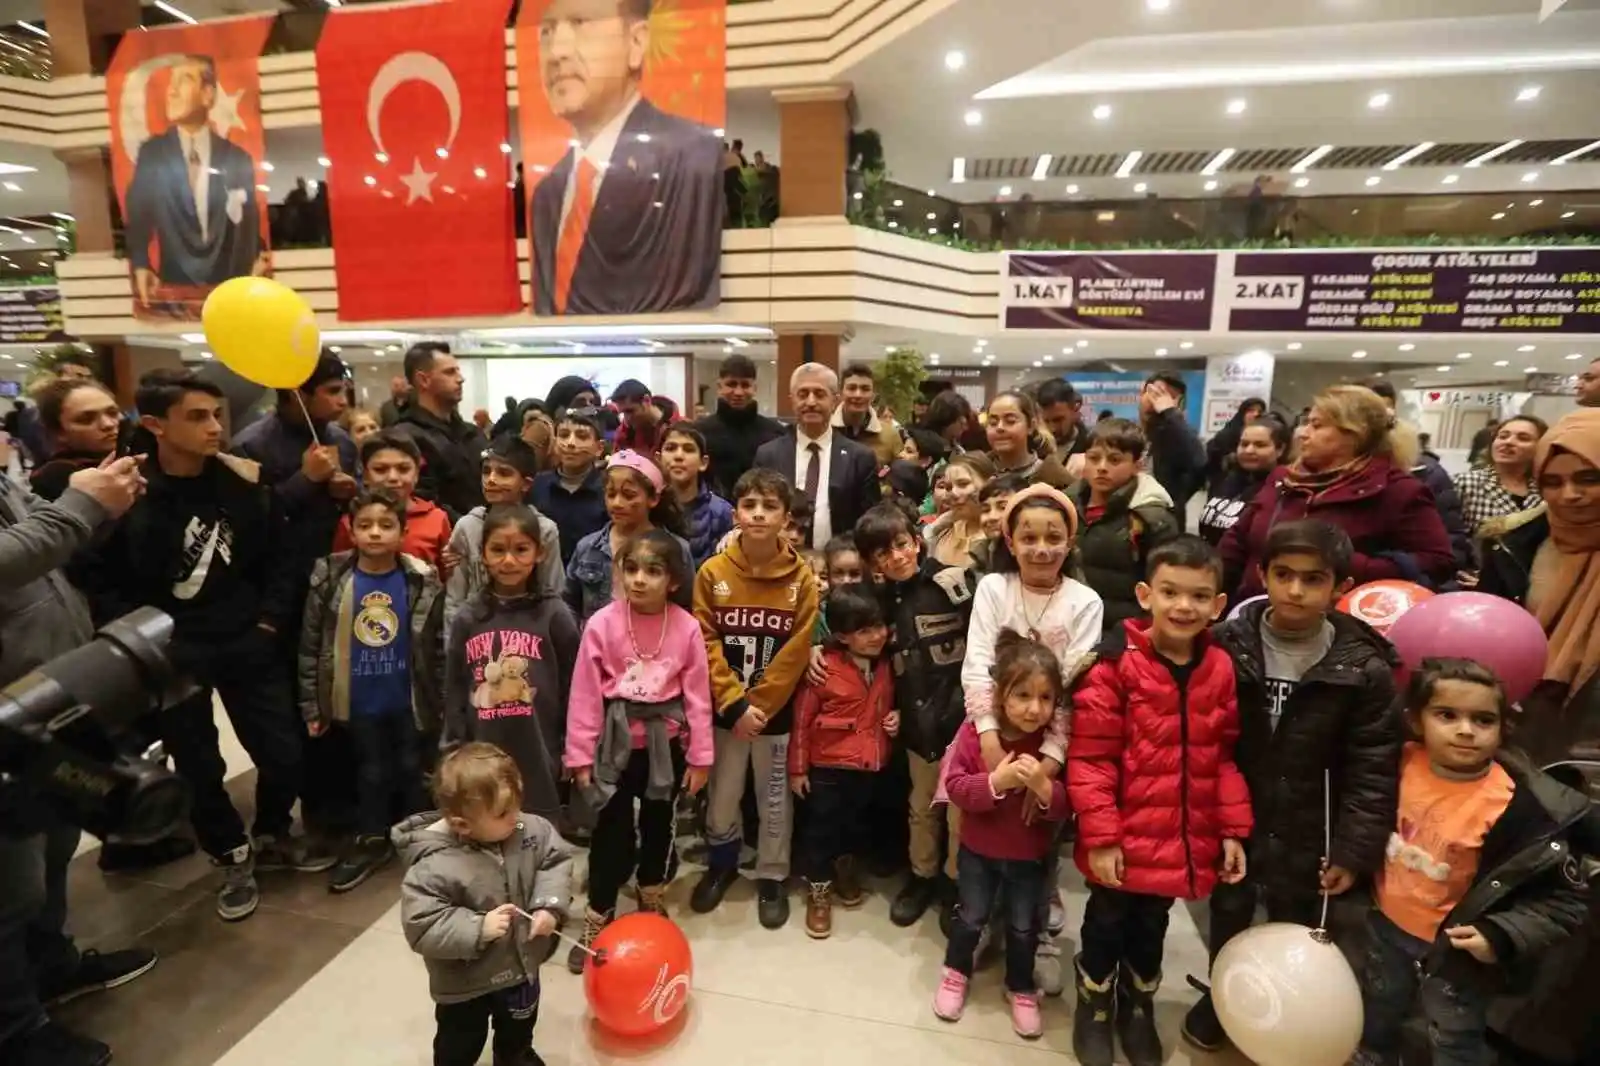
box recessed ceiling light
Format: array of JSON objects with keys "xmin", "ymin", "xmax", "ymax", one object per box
[
  {"xmin": 1368, "ymin": 91, "xmax": 1391, "ymax": 110},
  {"xmin": 1519, "ymin": 345, "xmax": 1537, "ymax": 352},
  {"xmin": 963, "ymin": 109, "xmax": 982, "ymax": 126},
  {"xmin": 1043, "ymin": 355, "xmax": 1054, "ymax": 362},
  {"xmin": 1399, "ymin": 343, "xmax": 1416, "ymax": 351},
  {"xmin": 1494, "ymin": 360, "xmax": 1510, "ymax": 367},
  {"xmin": 1134, "ymin": 182, "xmax": 1148, "ymax": 193},
  {"xmin": 1293, "ymin": 177, "xmax": 1309, "ymax": 188},
  {"xmin": 998, "ymin": 185, "xmax": 1013, "ymax": 197},
  {"xmin": 1530, "ymin": 198, "xmax": 1544, "ymax": 206},
  {"xmin": 1435, "ymin": 365, "xmax": 1451, "ymax": 372},
  {"xmin": 1522, "ymin": 171, "xmax": 1540, "ymax": 183},
  {"xmin": 1517, "ymin": 85, "xmax": 1541, "ymax": 102},
  {"xmin": 1352, "ymin": 350, "xmax": 1368, "ymax": 359},
  {"xmin": 926, "ymin": 188, "xmax": 936, "ymax": 196},
  {"xmin": 1365, "ymin": 176, "xmax": 1381, "ymax": 187},
  {"xmin": 1492, "ymin": 212, "xmax": 1506, "ymax": 220},
  {"xmin": 1146, "ymin": 0, "xmax": 1171, "ymax": 9},
  {"xmin": 1441, "ymin": 174, "xmax": 1459, "ymax": 185},
  {"xmin": 1155, "ymin": 348, "xmax": 1168, "ymax": 356},
  {"xmin": 1204, "ymin": 179, "xmax": 1219, "ymax": 191},
  {"xmin": 1287, "ymin": 342, "xmax": 1302, "ymax": 351},
  {"xmin": 927, "ymin": 227, "xmax": 937, "ymax": 234},
  {"xmin": 1092, "ymin": 104, "xmax": 1112, "ymax": 121},
  {"xmin": 1179, "ymin": 341, "xmax": 1193, "ymax": 349},
  {"xmin": 887, "ymin": 221, "xmax": 898, "ymax": 229},
  {"xmin": 926, "ymin": 211, "xmax": 937, "ymax": 220},
  {"xmin": 852, "ymin": 191, "xmax": 864, "ymax": 201},
  {"xmin": 1065, "ymin": 183, "xmax": 1080, "ymax": 194},
  {"xmin": 1226, "ymin": 99, "xmax": 1247, "ymax": 115},
  {"xmin": 976, "ymin": 339, "xmax": 987, "ymax": 347},
  {"xmin": 1563, "ymin": 210, "xmax": 1577, "ymax": 219},
  {"xmin": 892, "ymin": 198, "xmax": 904, "ymax": 207},
  {"xmin": 1077, "ymin": 340, "xmax": 1089, "ymax": 348},
  {"xmin": 944, "ymin": 50, "xmax": 966, "ymax": 71},
  {"xmin": 1524, "ymin": 366, "xmax": 1539, "ymax": 373},
  {"xmin": 1457, "ymin": 352, "xmax": 1472, "ymax": 360},
  {"xmin": 318, "ymin": 155, "xmax": 332, "ymax": 167},
  {"xmin": 1032, "ymin": 360, "xmax": 1043, "ymax": 368},
  {"xmin": 1566, "ymin": 353, "xmax": 1584, "ymax": 360}
]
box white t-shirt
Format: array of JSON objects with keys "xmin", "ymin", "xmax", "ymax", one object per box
[{"xmin": 960, "ymin": 571, "xmax": 1104, "ymax": 762}]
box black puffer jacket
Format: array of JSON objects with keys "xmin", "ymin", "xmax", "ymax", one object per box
[
  {"xmin": 1412, "ymin": 452, "xmax": 1473, "ymax": 577},
  {"xmin": 1074, "ymin": 473, "xmax": 1178, "ymax": 632},
  {"xmin": 881, "ymin": 557, "xmax": 977, "ymax": 762},
  {"xmin": 1475, "ymin": 503, "xmax": 1547, "ymax": 607},
  {"xmin": 1214, "ymin": 601, "xmax": 1402, "ymax": 909}
]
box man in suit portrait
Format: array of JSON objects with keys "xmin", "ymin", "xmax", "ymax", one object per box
[
  {"xmin": 125, "ymin": 54, "xmax": 266, "ymax": 308},
  {"xmin": 755, "ymin": 363, "xmax": 881, "ymax": 551},
  {"xmin": 530, "ymin": 0, "xmax": 723, "ymax": 316}
]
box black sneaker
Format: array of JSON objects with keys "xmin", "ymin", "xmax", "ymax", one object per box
[
  {"xmin": 756, "ymin": 878, "xmax": 789, "ymax": 929},
  {"xmin": 255, "ymin": 833, "xmax": 338, "ymax": 874},
  {"xmin": 97, "ymin": 836, "xmax": 196, "ymax": 873},
  {"xmin": 215, "ymin": 844, "xmax": 259, "ymax": 922},
  {"xmin": 5, "ymin": 1021, "xmax": 111, "ymax": 1066},
  {"xmin": 889, "ymin": 874, "xmax": 938, "ymax": 927},
  {"xmin": 1182, "ymin": 979, "xmax": 1229, "ymax": 1052},
  {"xmin": 327, "ymin": 836, "xmax": 394, "ymax": 894},
  {"xmin": 689, "ymin": 866, "xmax": 740, "ymax": 914},
  {"xmin": 43, "ymin": 947, "xmax": 159, "ymax": 1006}
]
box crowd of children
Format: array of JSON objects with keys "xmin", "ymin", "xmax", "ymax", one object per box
[{"xmin": 275, "ymin": 395, "xmax": 1593, "ymax": 1066}]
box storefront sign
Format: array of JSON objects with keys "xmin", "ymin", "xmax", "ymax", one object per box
[
  {"xmin": 0, "ymin": 285, "xmax": 66, "ymax": 344},
  {"xmin": 1202, "ymin": 352, "xmax": 1275, "ymax": 434},
  {"xmin": 1001, "ymin": 247, "xmax": 1600, "ymax": 336}
]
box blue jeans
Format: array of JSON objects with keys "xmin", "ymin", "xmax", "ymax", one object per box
[
  {"xmin": 345, "ymin": 709, "xmax": 426, "ymax": 839},
  {"xmin": 944, "ymin": 846, "xmax": 1046, "ymax": 993},
  {"xmin": 1358, "ymin": 911, "xmax": 1491, "ymax": 1066}
]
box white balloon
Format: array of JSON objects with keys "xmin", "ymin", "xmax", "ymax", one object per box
[{"xmin": 1212, "ymin": 923, "xmax": 1363, "ymax": 1066}]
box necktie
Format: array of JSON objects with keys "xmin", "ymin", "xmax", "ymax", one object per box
[
  {"xmin": 186, "ymin": 145, "xmax": 201, "ymax": 194},
  {"xmin": 804, "ymin": 442, "xmax": 821, "ymax": 546},
  {"xmin": 553, "ymin": 158, "xmax": 599, "ymax": 313}
]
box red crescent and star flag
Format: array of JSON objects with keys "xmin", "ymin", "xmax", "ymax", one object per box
[{"xmin": 316, "ymin": 0, "xmax": 521, "ymax": 321}]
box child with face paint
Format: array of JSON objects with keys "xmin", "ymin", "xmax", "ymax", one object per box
[{"xmin": 959, "ymin": 482, "xmax": 1105, "ymax": 996}]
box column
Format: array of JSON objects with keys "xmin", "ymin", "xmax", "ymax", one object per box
[
  {"xmin": 775, "ymin": 333, "xmax": 840, "ymax": 416},
  {"xmin": 44, "ymin": 0, "xmax": 140, "ymax": 78},
  {"xmin": 773, "ymin": 85, "xmax": 852, "ymax": 220}
]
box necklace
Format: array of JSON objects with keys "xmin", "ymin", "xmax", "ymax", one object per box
[
  {"xmin": 625, "ymin": 601, "xmax": 667, "ymax": 660},
  {"xmin": 1020, "ymin": 579, "xmax": 1062, "ymax": 641}
]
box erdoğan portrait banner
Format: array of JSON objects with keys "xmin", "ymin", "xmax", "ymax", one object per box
[
  {"xmin": 515, "ymin": 0, "xmax": 727, "ymax": 317},
  {"xmin": 106, "ymin": 15, "xmax": 274, "ymax": 323},
  {"xmin": 316, "ymin": 0, "xmax": 521, "ymax": 322}
]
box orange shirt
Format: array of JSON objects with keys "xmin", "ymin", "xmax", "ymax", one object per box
[
  {"xmin": 333, "ymin": 497, "xmax": 452, "ymax": 567},
  {"xmin": 1375, "ymin": 743, "xmax": 1515, "ymax": 943}
]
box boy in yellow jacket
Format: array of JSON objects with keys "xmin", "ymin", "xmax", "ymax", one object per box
[{"xmin": 690, "ymin": 467, "xmax": 820, "ymax": 930}]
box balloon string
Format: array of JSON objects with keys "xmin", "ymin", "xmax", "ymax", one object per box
[
  {"xmin": 511, "ymin": 905, "xmax": 598, "ymax": 957},
  {"xmin": 1318, "ymin": 768, "xmax": 1332, "ymax": 933},
  {"xmin": 292, "ymin": 391, "xmax": 323, "ymax": 447}
]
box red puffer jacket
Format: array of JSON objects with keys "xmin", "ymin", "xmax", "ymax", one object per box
[
  {"xmin": 1068, "ymin": 619, "xmax": 1253, "ymax": 900},
  {"xmin": 788, "ymin": 648, "xmax": 894, "ymax": 774}
]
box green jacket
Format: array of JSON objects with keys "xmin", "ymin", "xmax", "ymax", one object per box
[
  {"xmin": 1425, "ymin": 754, "xmax": 1596, "ymax": 988},
  {"xmin": 297, "ymin": 551, "xmax": 445, "ymax": 730},
  {"xmin": 1075, "ymin": 473, "xmax": 1179, "ymax": 632}
]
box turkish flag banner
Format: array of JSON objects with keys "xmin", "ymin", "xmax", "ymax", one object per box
[
  {"xmin": 106, "ymin": 15, "xmax": 274, "ymax": 323},
  {"xmin": 316, "ymin": 0, "xmax": 520, "ymax": 321}
]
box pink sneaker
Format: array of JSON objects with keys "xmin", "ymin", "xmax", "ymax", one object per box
[
  {"xmin": 932, "ymin": 967, "xmax": 969, "ymax": 1021},
  {"xmin": 1008, "ymin": 989, "xmax": 1043, "ymax": 1039}
]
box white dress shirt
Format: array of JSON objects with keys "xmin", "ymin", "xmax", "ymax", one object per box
[
  {"xmin": 556, "ymin": 92, "xmax": 642, "ymax": 239},
  {"xmin": 794, "ymin": 426, "xmax": 834, "ymax": 548},
  {"xmin": 178, "ymin": 127, "xmax": 211, "ymax": 241}
]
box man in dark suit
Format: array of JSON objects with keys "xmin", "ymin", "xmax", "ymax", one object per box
[
  {"xmin": 754, "ymin": 363, "xmax": 881, "ymax": 550},
  {"xmin": 530, "ymin": 0, "xmax": 723, "ymax": 316},
  {"xmin": 125, "ymin": 54, "xmax": 264, "ymax": 307}
]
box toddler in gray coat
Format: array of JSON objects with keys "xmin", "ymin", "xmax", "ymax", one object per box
[{"xmin": 397, "ymin": 743, "xmax": 573, "ymax": 1066}]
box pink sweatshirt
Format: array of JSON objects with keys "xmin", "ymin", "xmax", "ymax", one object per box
[{"xmin": 564, "ymin": 600, "xmax": 714, "ymax": 769}]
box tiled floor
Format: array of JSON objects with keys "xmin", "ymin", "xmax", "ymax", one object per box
[{"xmin": 60, "ymin": 815, "xmax": 1248, "ymax": 1066}]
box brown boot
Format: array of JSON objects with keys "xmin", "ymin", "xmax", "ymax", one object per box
[
  {"xmin": 637, "ymin": 883, "xmax": 669, "ymax": 917},
  {"xmin": 805, "ymin": 880, "xmax": 833, "ymax": 939},
  {"xmin": 833, "ymin": 855, "xmax": 865, "ymax": 909}
]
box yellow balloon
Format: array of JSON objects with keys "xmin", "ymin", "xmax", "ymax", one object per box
[{"xmin": 200, "ymin": 277, "xmax": 321, "ymax": 390}]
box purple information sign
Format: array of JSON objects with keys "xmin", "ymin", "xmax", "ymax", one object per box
[
  {"xmin": 1001, "ymin": 252, "xmax": 1216, "ymax": 331},
  {"xmin": 1226, "ymin": 248, "xmax": 1600, "ymax": 333}
]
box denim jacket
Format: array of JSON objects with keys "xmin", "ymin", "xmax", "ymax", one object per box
[{"xmin": 561, "ymin": 523, "xmax": 695, "ymax": 624}]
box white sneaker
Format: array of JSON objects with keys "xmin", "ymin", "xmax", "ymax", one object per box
[
  {"xmin": 1034, "ymin": 938, "xmax": 1064, "ymax": 997},
  {"xmin": 1046, "ymin": 890, "xmax": 1066, "ymax": 936}
]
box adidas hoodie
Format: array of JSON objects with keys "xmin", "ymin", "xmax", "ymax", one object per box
[{"xmin": 692, "ymin": 536, "xmax": 818, "ymax": 735}]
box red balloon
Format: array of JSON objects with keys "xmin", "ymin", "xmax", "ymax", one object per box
[
  {"xmin": 583, "ymin": 912, "xmax": 693, "ymax": 1036},
  {"xmin": 1387, "ymin": 591, "xmax": 1549, "ymax": 703},
  {"xmin": 1337, "ymin": 580, "xmax": 1434, "ymax": 634}
]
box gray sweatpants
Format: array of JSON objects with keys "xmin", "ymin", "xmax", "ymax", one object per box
[{"xmin": 705, "ymin": 729, "xmax": 792, "ymax": 882}]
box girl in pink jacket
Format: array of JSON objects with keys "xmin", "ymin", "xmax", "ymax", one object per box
[{"xmin": 563, "ymin": 529, "xmax": 713, "ymax": 971}]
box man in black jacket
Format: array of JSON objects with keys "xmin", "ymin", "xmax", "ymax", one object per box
[
  {"xmin": 694, "ymin": 353, "xmax": 782, "ymax": 498},
  {"xmin": 1140, "ymin": 372, "xmax": 1206, "ymax": 523},
  {"xmin": 390, "ymin": 343, "xmax": 486, "ymax": 521},
  {"xmin": 81, "ymin": 370, "xmax": 333, "ymax": 926}
]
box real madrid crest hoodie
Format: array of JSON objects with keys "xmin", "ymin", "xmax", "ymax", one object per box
[{"xmin": 692, "ymin": 536, "xmax": 819, "ymax": 735}]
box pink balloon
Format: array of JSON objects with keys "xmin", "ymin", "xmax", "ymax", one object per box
[{"xmin": 1386, "ymin": 591, "xmax": 1548, "ymax": 703}]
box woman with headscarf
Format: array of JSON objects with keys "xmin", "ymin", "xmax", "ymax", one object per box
[{"xmin": 1218, "ymin": 384, "xmax": 1455, "ymax": 600}]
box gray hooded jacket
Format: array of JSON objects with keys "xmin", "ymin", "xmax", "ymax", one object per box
[{"xmin": 394, "ymin": 810, "xmax": 574, "ymax": 1004}]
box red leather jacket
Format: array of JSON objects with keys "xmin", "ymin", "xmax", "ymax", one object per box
[
  {"xmin": 788, "ymin": 648, "xmax": 894, "ymax": 774},
  {"xmin": 1068, "ymin": 619, "xmax": 1254, "ymax": 900}
]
